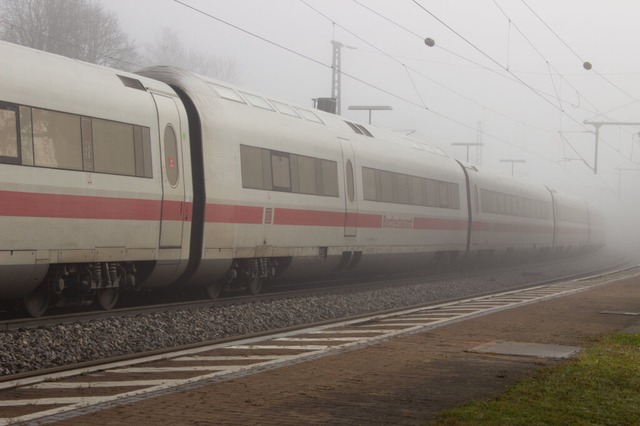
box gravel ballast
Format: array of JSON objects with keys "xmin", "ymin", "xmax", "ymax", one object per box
[{"xmin": 0, "ymin": 250, "xmax": 627, "ymax": 377}]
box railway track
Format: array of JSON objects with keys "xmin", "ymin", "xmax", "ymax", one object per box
[
  {"xmin": 0, "ymin": 252, "xmax": 626, "ymax": 331},
  {"xmin": 0, "ymin": 261, "xmax": 636, "ymax": 425}
]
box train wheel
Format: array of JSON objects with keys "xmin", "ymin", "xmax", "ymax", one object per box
[
  {"xmin": 205, "ymin": 281, "xmax": 222, "ymax": 299},
  {"xmin": 246, "ymin": 278, "xmax": 263, "ymax": 296},
  {"xmin": 97, "ymin": 288, "xmax": 118, "ymax": 311},
  {"xmin": 22, "ymin": 283, "xmax": 51, "ymax": 318}
]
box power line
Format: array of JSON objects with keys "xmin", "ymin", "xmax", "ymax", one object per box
[{"xmin": 519, "ymin": 0, "xmax": 640, "ymax": 105}]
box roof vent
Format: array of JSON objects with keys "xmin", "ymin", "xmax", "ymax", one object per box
[{"xmin": 117, "ymin": 75, "xmax": 146, "ymax": 91}]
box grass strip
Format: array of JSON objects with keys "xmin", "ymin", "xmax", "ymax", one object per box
[{"xmin": 436, "ymin": 333, "xmax": 640, "ymax": 425}]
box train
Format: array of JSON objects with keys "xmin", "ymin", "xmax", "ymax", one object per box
[{"xmin": 0, "ymin": 41, "xmax": 605, "ymax": 317}]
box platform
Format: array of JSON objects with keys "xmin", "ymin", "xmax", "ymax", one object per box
[{"xmin": 46, "ymin": 272, "xmax": 640, "ymax": 425}]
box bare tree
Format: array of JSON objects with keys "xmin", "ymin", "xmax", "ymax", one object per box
[
  {"xmin": 145, "ymin": 27, "xmax": 240, "ymax": 83},
  {"xmin": 0, "ymin": 0, "xmax": 138, "ymax": 70}
]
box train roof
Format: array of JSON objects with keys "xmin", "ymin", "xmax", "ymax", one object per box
[
  {"xmin": 138, "ymin": 66, "xmax": 452, "ymax": 160},
  {"xmin": 0, "ymin": 40, "xmax": 175, "ymax": 125}
]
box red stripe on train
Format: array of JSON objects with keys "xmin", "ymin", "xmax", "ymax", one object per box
[
  {"xmin": 205, "ymin": 204, "xmax": 264, "ymax": 224},
  {"xmin": 0, "ymin": 190, "xmax": 165, "ymax": 220}
]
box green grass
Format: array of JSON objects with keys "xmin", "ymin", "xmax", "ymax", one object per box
[{"xmin": 435, "ymin": 333, "xmax": 640, "ymax": 425}]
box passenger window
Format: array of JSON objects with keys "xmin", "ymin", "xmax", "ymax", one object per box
[
  {"xmin": 93, "ymin": 118, "xmax": 135, "ymax": 176},
  {"xmin": 362, "ymin": 167, "xmax": 377, "ymax": 201},
  {"xmin": 271, "ymin": 152, "xmax": 291, "ymax": 191},
  {"xmin": 0, "ymin": 104, "xmax": 19, "ymax": 164},
  {"xmin": 240, "ymin": 144, "xmax": 265, "ymax": 189},
  {"xmin": 297, "ymin": 155, "xmax": 317, "ymax": 194},
  {"xmin": 164, "ymin": 124, "xmax": 179, "ymax": 187},
  {"xmin": 321, "ymin": 160, "xmax": 339, "ymax": 196},
  {"xmin": 33, "ymin": 108, "xmax": 82, "ymax": 170}
]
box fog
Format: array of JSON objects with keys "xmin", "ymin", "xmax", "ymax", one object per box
[{"xmin": 104, "ymin": 0, "xmax": 640, "ymax": 253}]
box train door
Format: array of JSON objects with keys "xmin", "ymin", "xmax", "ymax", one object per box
[
  {"xmin": 339, "ymin": 138, "xmax": 358, "ymax": 237},
  {"xmin": 152, "ymin": 93, "xmax": 186, "ymax": 249}
]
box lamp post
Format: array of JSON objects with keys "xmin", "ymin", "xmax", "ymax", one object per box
[
  {"xmin": 500, "ymin": 159, "xmax": 526, "ymax": 176},
  {"xmin": 347, "ymin": 105, "xmax": 393, "ymax": 125}
]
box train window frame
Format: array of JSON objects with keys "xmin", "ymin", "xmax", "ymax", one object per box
[
  {"xmin": 270, "ymin": 100, "xmax": 301, "ymax": 118},
  {"xmin": 294, "ymin": 107, "xmax": 324, "ymax": 124},
  {"xmin": 92, "ymin": 118, "xmax": 136, "ymax": 176},
  {"xmin": 361, "ymin": 165, "xmax": 460, "ymax": 209},
  {"xmin": 19, "ymin": 106, "xmax": 33, "ymax": 166},
  {"xmin": 32, "ymin": 107, "xmax": 83, "ymax": 171},
  {"xmin": 239, "ymin": 144, "xmax": 339, "ymax": 197},
  {"xmin": 211, "ymin": 84, "xmax": 246, "ymax": 104},
  {"xmin": 0, "ymin": 102, "xmax": 21, "ymax": 165},
  {"xmin": 241, "ymin": 92, "xmax": 275, "ymax": 111},
  {"xmin": 271, "ymin": 151, "xmax": 292, "ymax": 191}
]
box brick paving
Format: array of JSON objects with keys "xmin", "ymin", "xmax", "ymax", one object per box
[{"xmin": 52, "ymin": 274, "xmax": 640, "ymax": 425}]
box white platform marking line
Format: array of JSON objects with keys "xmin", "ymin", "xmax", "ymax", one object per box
[
  {"xmin": 110, "ymin": 366, "xmax": 232, "ymax": 373},
  {"xmin": 226, "ymin": 345, "xmax": 329, "ymax": 350},
  {"xmin": 30, "ymin": 380, "xmax": 181, "ymax": 389},
  {"xmin": 0, "ymin": 397, "xmax": 105, "ymax": 407},
  {"xmin": 172, "ymin": 355, "xmax": 277, "ymax": 361},
  {"xmin": 273, "ymin": 337, "xmax": 359, "ymax": 342}
]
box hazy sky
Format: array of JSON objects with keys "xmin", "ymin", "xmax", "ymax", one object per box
[{"xmin": 104, "ymin": 0, "xmax": 640, "ymax": 234}]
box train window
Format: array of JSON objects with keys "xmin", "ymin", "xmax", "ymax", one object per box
[
  {"xmin": 424, "ymin": 179, "xmax": 439, "ymax": 207},
  {"xmin": 0, "ymin": 104, "xmax": 20, "ymax": 164},
  {"xmin": 241, "ymin": 92, "xmax": 275, "ymax": 111},
  {"xmin": 19, "ymin": 106, "xmax": 33, "ymax": 166},
  {"xmin": 448, "ymin": 183, "xmax": 460, "ymax": 209},
  {"xmin": 211, "ymin": 84, "xmax": 246, "ymax": 104},
  {"xmin": 240, "ymin": 145, "xmax": 265, "ymax": 189},
  {"xmin": 296, "ymin": 155, "xmax": 317, "ymax": 194},
  {"xmin": 346, "ymin": 160, "xmax": 355, "ymax": 202},
  {"xmin": 295, "ymin": 108, "xmax": 324, "ymax": 124},
  {"xmin": 271, "ymin": 152, "xmax": 291, "ymax": 191},
  {"xmin": 396, "ymin": 174, "xmax": 410, "ymax": 204},
  {"xmin": 164, "ymin": 124, "xmax": 179, "ymax": 187},
  {"xmin": 270, "ymin": 100, "xmax": 301, "ymax": 118},
  {"xmin": 133, "ymin": 126, "xmax": 144, "ymax": 176},
  {"xmin": 131, "ymin": 126, "xmax": 154, "ymax": 178},
  {"xmin": 380, "ymin": 170, "xmax": 394, "ymax": 202},
  {"xmin": 32, "ymin": 108, "xmax": 83, "ymax": 170},
  {"xmin": 93, "ymin": 118, "xmax": 136, "ymax": 176},
  {"xmin": 410, "ymin": 176, "xmax": 424, "ymax": 206},
  {"xmin": 362, "ymin": 167, "xmax": 377, "ymax": 201},
  {"xmin": 240, "ymin": 144, "xmax": 338, "ymax": 196},
  {"xmin": 321, "ymin": 160, "xmax": 339, "ymax": 196},
  {"xmin": 438, "ymin": 182, "xmax": 450, "ymax": 208},
  {"xmin": 80, "ymin": 117, "xmax": 94, "ymax": 171}
]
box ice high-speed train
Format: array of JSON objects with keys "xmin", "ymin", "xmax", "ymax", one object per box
[{"xmin": 0, "ymin": 41, "xmax": 604, "ymax": 316}]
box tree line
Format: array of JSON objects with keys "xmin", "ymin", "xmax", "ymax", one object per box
[{"xmin": 0, "ymin": 0, "xmax": 239, "ymax": 82}]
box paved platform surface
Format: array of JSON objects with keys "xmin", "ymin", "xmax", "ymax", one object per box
[{"xmin": 53, "ymin": 273, "xmax": 640, "ymax": 425}]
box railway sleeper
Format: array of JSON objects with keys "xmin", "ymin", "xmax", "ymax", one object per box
[{"xmin": 21, "ymin": 262, "xmax": 138, "ymax": 317}]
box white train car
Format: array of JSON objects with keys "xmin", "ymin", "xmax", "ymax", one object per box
[
  {"xmin": 141, "ymin": 67, "xmax": 471, "ymax": 295},
  {"xmin": 550, "ymin": 190, "xmax": 590, "ymax": 252},
  {"xmin": 0, "ymin": 41, "xmax": 193, "ymax": 315},
  {"xmin": 464, "ymin": 164, "xmax": 555, "ymax": 257},
  {"xmin": 0, "ymin": 42, "xmax": 604, "ymax": 316}
]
